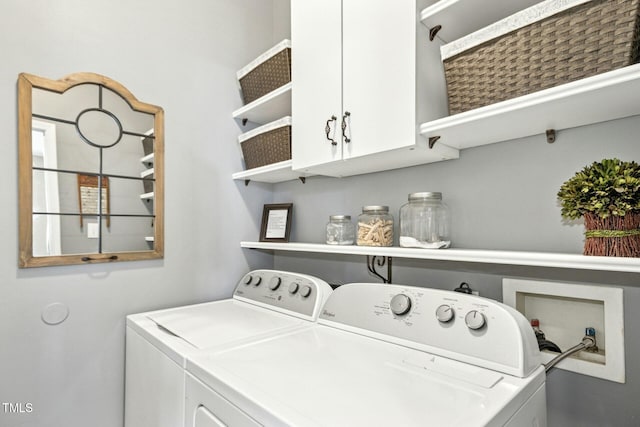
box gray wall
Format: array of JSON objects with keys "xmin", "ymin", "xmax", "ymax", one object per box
[
  {"xmin": 272, "ymin": 115, "xmax": 640, "ymax": 427},
  {"xmin": 0, "ymin": 1, "xmax": 275, "ymax": 426}
]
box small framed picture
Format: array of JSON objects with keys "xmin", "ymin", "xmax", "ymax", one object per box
[{"xmin": 260, "ymin": 203, "xmax": 293, "ymax": 242}]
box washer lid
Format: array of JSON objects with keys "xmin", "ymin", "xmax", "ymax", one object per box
[
  {"xmin": 146, "ymin": 299, "xmax": 305, "ymax": 349},
  {"xmin": 187, "ymin": 325, "xmax": 545, "ymax": 427}
]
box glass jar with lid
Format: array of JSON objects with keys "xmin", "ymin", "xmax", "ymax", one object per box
[
  {"xmin": 399, "ymin": 192, "xmax": 451, "ymax": 249},
  {"xmin": 326, "ymin": 215, "xmax": 355, "ymax": 245},
  {"xmin": 357, "ymin": 206, "xmax": 393, "ymax": 247}
]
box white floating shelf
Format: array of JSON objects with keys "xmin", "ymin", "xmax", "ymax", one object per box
[
  {"xmin": 241, "ymin": 241, "xmax": 640, "ymax": 273},
  {"xmin": 232, "ymin": 83, "xmax": 292, "ymax": 125},
  {"xmin": 139, "ymin": 192, "xmax": 154, "ymax": 200},
  {"xmin": 140, "ymin": 153, "xmax": 154, "ymax": 164},
  {"xmin": 420, "ymin": 64, "xmax": 640, "ymax": 150},
  {"xmin": 420, "ymin": 0, "xmax": 541, "ymax": 43},
  {"xmin": 140, "ymin": 129, "xmax": 154, "ymax": 139},
  {"xmin": 232, "ymin": 160, "xmax": 312, "ymax": 184},
  {"xmin": 140, "ymin": 168, "xmax": 154, "ymax": 179}
]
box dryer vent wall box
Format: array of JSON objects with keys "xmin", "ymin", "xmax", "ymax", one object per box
[{"xmin": 503, "ymin": 278, "xmax": 624, "ymax": 383}]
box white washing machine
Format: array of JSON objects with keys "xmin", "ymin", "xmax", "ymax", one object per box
[
  {"xmin": 185, "ymin": 283, "xmax": 547, "ymax": 427},
  {"xmin": 124, "ymin": 269, "xmax": 332, "ymax": 427}
]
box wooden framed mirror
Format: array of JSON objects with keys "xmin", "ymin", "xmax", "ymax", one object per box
[{"xmin": 18, "ymin": 72, "xmax": 164, "ymax": 267}]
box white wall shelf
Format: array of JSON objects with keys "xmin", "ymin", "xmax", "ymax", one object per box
[
  {"xmin": 420, "ymin": 64, "xmax": 640, "ymax": 150},
  {"xmin": 232, "ymin": 160, "xmax": 312, "ymax": 184},
  {"xmin": 140, "ymin": 168, "xmax": 154, "ymax": 179},
  {"xmin": 231, "ymin": 84, "xmax": 294, "ymax": 182},
  {"xmin": 139, "ymin": 192, "xmax": 154, "ymax": 200},
  {"xmin": 241, "ymin": 241, "xmax": 640, "ymax": 274},
  {"xmin": 140, "ymin": 153, "xmax": 154, "ymax": 164},
  {"xmin": 232, "ymin": 83, "xmax": 292, "ymax": 125},
  {"xmin": 420, "ymin": 0, "xmax": 542, "ymax": 43}
]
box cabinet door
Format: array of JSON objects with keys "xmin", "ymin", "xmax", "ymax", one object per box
[
  {"xmin": 291, "ymin": 0, "xmax": 343, "ymax": 172},
  {"xmin": 342, "ymin": 0, "xmax": 417, "ymax": 159}
]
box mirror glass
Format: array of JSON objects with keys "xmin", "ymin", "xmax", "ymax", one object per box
[{"xmin": 19, "ymin": 72, "xmax": 164, "ymax": 267}]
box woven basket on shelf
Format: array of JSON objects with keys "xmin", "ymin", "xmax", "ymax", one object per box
[
  {"xmin": 240, "ymin": 120, "xmax": 291, "ymax": 170},
  {"xmin": 239, "ymin": 47, "xmax": 291, "ymax": 105},
  {"xmin": 583, "ymin": 213, "xmax": 640, "ymax": 257},
  {"xmin": 443, "ymin": 0, "xmax": 640, "ymax": 115}
]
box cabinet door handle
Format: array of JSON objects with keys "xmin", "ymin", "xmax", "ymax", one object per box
[
  {"xmin": 325, "ymin": 115, "xmax": 338, "ymax": 146},
  {"xmin": 342, "ymin": 111, "xmax": 351, "ymax": 143}
]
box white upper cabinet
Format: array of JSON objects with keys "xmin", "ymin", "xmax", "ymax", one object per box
[
  {"xmin": 290, "ymin": 0, "xmax": 343, "ymax": 170},
  {"xmin": 291, "ymin": 0, "xmax": 459, "ymax": 178}
]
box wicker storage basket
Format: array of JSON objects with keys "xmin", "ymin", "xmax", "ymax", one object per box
[
  {"xmin": 441, "ymin": 0, "xmax": 640, "ymax": 115},
  {"xmin": 239, "ymin": 116, "xmax": 291, "ymax": 170},
  {"xmin": 237, "ymin": 40, "xmax": 291, "ymax": 105}
]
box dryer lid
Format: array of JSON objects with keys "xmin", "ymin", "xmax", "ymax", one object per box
[{"xmin": 146, "ymin": 300, "xmax": 304, "ymax": 349}]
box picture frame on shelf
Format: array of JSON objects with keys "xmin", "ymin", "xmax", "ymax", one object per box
[{"xmin": 259, "ymin": 203, "xmax": 293, "ymax": 242}]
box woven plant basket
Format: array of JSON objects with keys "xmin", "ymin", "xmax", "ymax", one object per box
[
  {"xmin": 583, "ymin": 212, "xmax": 640, "ymax": 257},
  {"xmin": 443, "ymin": 0, "xmax": 640, "ymax": 115}
]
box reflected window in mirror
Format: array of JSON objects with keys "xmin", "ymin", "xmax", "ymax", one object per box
[{"xmin": 18, "ymin": 72, "xmax": 164, "ymax": 267}]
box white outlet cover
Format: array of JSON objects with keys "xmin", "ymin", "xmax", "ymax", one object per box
[{"xmin": 503, "ymin": 278, "xmax": 624, "ymax": 383}]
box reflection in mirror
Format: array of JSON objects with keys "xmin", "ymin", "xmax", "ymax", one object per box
[
  {"xmin": 31, "ymin": 122, "xmax": 61, "ymax": 257},
  {"xmin": 19, "ymin": 72, "xmax": 164, "ymax": 267}
]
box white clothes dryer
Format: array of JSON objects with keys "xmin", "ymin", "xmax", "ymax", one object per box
[
  {"xmin": 185, "ymin": 283, "xmax": 546, "ymax": 427},
  {"xmin": 124, "ymin": 269, "xmax": 332, "ymax": 427}
]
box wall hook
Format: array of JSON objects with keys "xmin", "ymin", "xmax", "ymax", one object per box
[{"xmin": 546, "ymin": 129, "xmax": 556, "ymax": 144}]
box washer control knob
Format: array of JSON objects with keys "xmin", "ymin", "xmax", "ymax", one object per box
[
  {"xmin": 244, "ymin": 275, "xmax": 253, "ymax": 285},
  {"xmin": 288, "ymin": 282, "xmax": 300, "ymax": 294},
  {"xmin": 253, "ymin": 276, "xmax": 262, "ymax": 286},
  {"xmin": 435, "ymin": 304, "xmax": 454, "ymax": 323},
  {"xmin": 465, "ymin": 310, "xmax": 486, "ymax": 330},
  {"xmin": 390, "ymin": 294, "xmax": 412, "ymax": 316},
  {"xmin": 268, "ymin": 277, "xmax": 282, "ymax": 291},
  {"xmin": 300, "ymin": 285, "xmax": 312, "ymax": 298}
]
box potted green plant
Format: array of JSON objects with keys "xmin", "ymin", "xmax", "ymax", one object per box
[{"xmin": 558, "ymin": 158, "xmax": 640, "ymax": 257}]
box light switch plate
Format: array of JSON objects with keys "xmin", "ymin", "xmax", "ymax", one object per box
[{"xmin": 87, "ymin": 223, "xmax": 99, "ymax": 239}]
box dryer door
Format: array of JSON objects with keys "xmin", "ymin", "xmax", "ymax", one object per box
[{"xmin": 195, "ymin": 406, "xmax": 225, "ymax": 427}]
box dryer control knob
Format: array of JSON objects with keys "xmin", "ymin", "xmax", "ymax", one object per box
[
  {"xmin": 390, "ymin": 294, "xmax": 411, "ymax": 316},
  {"xmin": 435, "ymin": 304, "xmax": 454, "ymax": 323},
  {"xmin": 269, "ymin": 277, "xmax": 282, "ymax": 291},
  {"xmin": 288, "ymin": 282, "xmax": 300, "ymax": 294},
  {"xmin": 253, "ymin": 276, "xmax": 262, "ymax": 286},
  {"xmin": 300, "ymin": 285, "xmax": 312, "ymax": 298},
  {"xmin": 244, "ymin": 275, "xmax": 253, "ymax": 285},
  {"xmin": 465, "ymin": 310, "xmax": 486, "ymax": 330}
]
